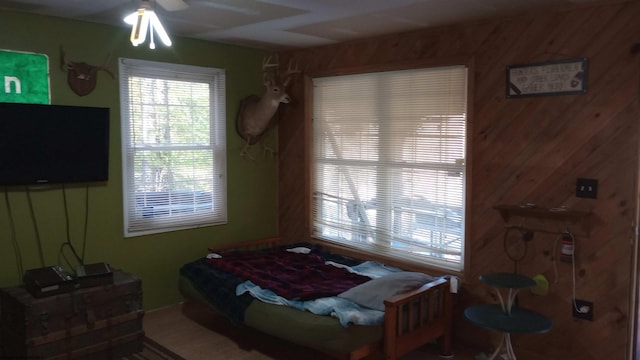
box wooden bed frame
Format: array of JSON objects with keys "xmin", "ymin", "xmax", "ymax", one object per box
[{"xmin": 202, "ymin": 237, "xmax": 454, "ymax": 360}]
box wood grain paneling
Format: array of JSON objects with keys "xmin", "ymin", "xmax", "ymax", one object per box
[{"xmin": 277, "ymin": 1, "xmax": 640, "ymax": 359}]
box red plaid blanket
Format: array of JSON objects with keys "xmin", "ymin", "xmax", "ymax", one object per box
[{"xmin": 205, "ymin": 249, "xmax": 370, "ymax": 300}]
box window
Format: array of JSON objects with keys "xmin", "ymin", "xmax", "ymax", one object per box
[
  {"xmin": 312, "ymin": 65, "xmax": 468, "ymax": 271},
  {"xmin": 119, "ymin": 58, "xmax": 226, "ymax": 237}
]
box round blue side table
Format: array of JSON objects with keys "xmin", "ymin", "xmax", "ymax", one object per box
[{"xmin": 464, "ymin": 273, "xmax": 552, "ymax": 360}]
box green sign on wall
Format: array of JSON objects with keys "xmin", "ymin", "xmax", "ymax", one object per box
[{"xmin": 0, "ymin": 49, "xmax": 50, "ymax": 104}]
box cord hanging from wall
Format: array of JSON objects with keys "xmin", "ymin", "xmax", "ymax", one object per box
[
  {"xmin": 3, "ymin": 188, "xmax": 24, "ymax": 279},
  {"xmin": 503, "ymin": 225, "xmax": 534, "ymax": 274}
]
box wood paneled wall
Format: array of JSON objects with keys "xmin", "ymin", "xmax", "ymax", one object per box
[{"xmin": 277, "ymin": 1, "xmax": 640, "ymax": 359}]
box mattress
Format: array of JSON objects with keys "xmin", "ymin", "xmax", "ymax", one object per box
[
  {"xmin": 178, "ymin": 241, "xmax": 447, "ymax": 358},
  {"xmin": 178, "ymin": 270, "xmax": 382, "ymax": 355}
]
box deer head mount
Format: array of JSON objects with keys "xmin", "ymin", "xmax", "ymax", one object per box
[
  {"xmin": 236, "ymin": 55, "xmax": 299, "ymax": 159},
  {"xmin": 60, "ymin": 46, "xmax": 115, "ymax": 97}
]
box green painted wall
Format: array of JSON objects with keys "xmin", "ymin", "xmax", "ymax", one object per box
[{"xmin": 0, "ymin": 11, "xmax": 278, "ymax": 309}]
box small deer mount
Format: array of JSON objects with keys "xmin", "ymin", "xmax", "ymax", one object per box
[
  {"xmin": 236, "ymin": 55, "xmax": 299, "ymax": 160},
  {"xmin": 60, "ymin": 46, "xmax": 115, "ymax": 97}
]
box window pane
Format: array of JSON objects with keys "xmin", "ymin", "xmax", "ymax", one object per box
[
  {"xmin": 120, "ymin": 58, "xmax": 226, "ymax": 237},
  {"xmin": 312, "ymin": 66, "xmax": 467, "ymax": 271},
  {"xmin": 132, "ymin": 149, "xmax": 214, "ymax": 192}
]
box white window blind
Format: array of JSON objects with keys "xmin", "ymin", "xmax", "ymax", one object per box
[
  {"xmin": 119, "ymin": 58, "xmax": 226, "ymax": 237},
  {"xmin": 312, "ymin": 66, "xmax": 467, "ymax": 271}
]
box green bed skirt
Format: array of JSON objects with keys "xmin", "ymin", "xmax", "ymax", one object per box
[{"xmin": 178, "ymin": 275, "xmax": 382, "ymax": 355}]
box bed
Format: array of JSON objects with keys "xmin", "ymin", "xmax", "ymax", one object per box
[{"xmin": 178, "ymin": 237, "xmax": 453, "ymax": 360}]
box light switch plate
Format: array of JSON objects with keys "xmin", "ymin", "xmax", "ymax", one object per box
[{"xmin": 576, "ymin": 178, "xmax": 598, "ymax": 199}]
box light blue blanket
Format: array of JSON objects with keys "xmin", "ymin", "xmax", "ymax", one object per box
[{"xmin": 236, "ymin": 260, "xmax": 403, "ymax": 327}]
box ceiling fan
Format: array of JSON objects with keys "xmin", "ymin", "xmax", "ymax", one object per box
[
  {"xmin": 124, "ymin": 0, "xmax": 183, "ymax": 48},
  {"xmin": 124, "ymin": 0, "xmax": 260, "ymax": 49}
]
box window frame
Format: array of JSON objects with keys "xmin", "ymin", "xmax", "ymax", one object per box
[
  {"xmin": 309, "ymin": 59, "xmax": 472, "ymax": 273},
  {"xmin": 119, "ymin": 58, "xmax": 227, "ymax": 237}
]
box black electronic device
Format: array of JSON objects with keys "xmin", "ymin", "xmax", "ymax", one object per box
[
  {"xmin": 0, "ymin": 102, "xmax": 110, "ymax": 186},
  {"xmin": 23, "ymin": 265, "xmax": 78, "ymax": 298},
  {"xmin": 74, "ymin": 262, "xmax": 114, "ymax": 288}
]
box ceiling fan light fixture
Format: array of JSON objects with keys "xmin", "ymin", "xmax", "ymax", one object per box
[
  {"xmin": 123, "ymin": 1, "xmax": 172, "ymax": 49},
  {"xmin": 149, "ymin": 11, "xmax": 172, "ymax": 46},
  {"xmin": 129, "ymin": 8, "xmax": 149, "ymax": 46}
]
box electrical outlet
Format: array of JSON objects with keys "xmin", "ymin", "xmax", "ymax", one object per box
[
  {"xmin": 576, "ymin": 178, "xmax": 598, "ymax": 199},
  {"xmin": 572, "ymin": 299, "xmax": 593, "ymax": 320}
]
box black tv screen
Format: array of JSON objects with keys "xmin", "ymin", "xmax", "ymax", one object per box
[{"xmin": 0, "ymin": 102, "xmax": 110, "ymax": 186}]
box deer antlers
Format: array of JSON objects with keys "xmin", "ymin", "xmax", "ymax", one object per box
[
  {"xmin": 262, "ymin": 55, "xmax": 299, "ymax": 87},
  {"xmin": 60, "ymin": 45, "xmax": 115, "ymax": 96},
  {"xmin": 282, "ymin": 59, "xmax": 299, "ymax": 87}
]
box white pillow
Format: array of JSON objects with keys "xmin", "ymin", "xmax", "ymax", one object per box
[
  {"xmin": 337, "ymin": 271, "xmax": 434, "ymax": 311},
  {"xmin": 286, "ymin": 247, "xmax": 312, "ymax": 254}
]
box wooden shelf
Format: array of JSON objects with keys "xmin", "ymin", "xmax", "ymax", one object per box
[{"xmin": 493, "ymin": 204, "xmax": 591, "ymax": 223}]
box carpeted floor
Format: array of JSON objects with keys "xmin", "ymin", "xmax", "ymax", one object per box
[{"xmin": 122, "ymin": 337, "xmax": 186, "ymax": 360}]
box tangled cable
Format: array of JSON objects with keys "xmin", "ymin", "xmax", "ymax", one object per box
[{"xmin": 503, "ymin": 226, "xmax": 534, "ymax": 273}]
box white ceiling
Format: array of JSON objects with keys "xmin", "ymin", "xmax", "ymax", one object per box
[{"xmin": 1, "ymin": 0, "xmax": 598, "ymax": 51}]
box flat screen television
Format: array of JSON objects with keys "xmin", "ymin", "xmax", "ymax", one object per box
[{"xmin": 0, "ymin": 102, "xmax": 110, "ymax": 186}]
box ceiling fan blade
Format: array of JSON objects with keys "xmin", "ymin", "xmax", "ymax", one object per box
[{"xmin": 155, "ymin": 0, "xmax": 189, "ymax": 12}]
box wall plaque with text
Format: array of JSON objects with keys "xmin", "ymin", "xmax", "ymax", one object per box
[{"xmin": 506, "ymin": 58, "xmax": 587, "ymax": 98}]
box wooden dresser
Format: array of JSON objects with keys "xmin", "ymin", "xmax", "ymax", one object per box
[{"xmin": 0, "ymin": 270, "xmax": 144, "ymax": 360}]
